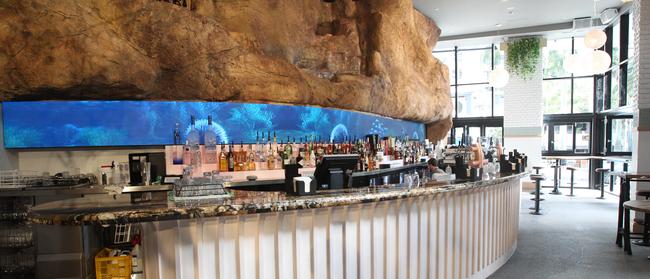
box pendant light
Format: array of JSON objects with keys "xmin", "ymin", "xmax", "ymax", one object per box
[{"xmin": 584, "ymin": 29, "xmax": 607, "ymax": 49}]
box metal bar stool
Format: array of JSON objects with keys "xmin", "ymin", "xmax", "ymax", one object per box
[
  {"xmin": 530, "ymin": 174, "xmax": 545, "ymax": 215},
  {"xmin": 622, "ymin": 200, "xmax": 650, "ymax": 256},
  {"xmin": 566, "ymin": 166, "xmax": 576, "ymax": 197},
  {"xmin": 550, "ymin": 164, "xmax": 562, "ymax": 195},
  {"xmin": 530, "ymin": 166, "xmax": 545, "ymax": 196},
  {"xmin": 595, "ymin": 168, "xmax": 609, "ymax": 199}
]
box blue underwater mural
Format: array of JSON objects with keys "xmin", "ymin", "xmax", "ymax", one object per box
[{"xmin": 2, "ymin": 101, "xmax": 425, "ymax": 148}]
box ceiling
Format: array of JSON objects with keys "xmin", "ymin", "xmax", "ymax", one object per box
[{"xmin": 414, "ymin": 0, "xmax": 626, "ymax": 38}]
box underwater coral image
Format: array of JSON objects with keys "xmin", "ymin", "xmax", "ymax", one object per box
[{"xmin": 2, "ymin": 101, "xmax": 425, "ymax": 148}]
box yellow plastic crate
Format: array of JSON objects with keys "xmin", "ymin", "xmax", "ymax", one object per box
[{"xmin": 94, "ymin": 248, "xmax": 132, "ymax": 279}]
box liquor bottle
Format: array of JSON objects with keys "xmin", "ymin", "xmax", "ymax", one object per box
[
  {"xmin": 284, "ymin": 137, "xmax": 293, "ymax": 166},
  {"xmin": 204, "ymin": 116, "xmax": 218, "ymax": 164},
  {"xmin": 247, "ymin": 144, "xmax": 256, "ymax": 171},
  {"xmin": 219, "ymin": 143, "xmax": 228, "ymax": 172},
  {"xmin": 237, "ymin": 142, "xmax": 246, "ymax": 171},
  {"xmin": 227, "ymin": 144, "xmax": 235, "ymax": 172},
  {"xmin": 255, "ymin": 131, "xmax": 261, "ymax": 162},
  {"xmin": 303, "ymin": 137, "xmax": 310, "ymax": 167},
  {"xmin": 187, "ymin": 116, "xmax": 201, "ymax": 167},
  {"xmin": 267, "ymin": 142, "xmax": 275, "ymax": 170},
  {"xmin": 173, "ymin": 122, "xmax": 181, "ymax": 145}
]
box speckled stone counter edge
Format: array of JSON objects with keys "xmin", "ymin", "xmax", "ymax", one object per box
[{"xmin": 29, "ymin": 173, "xmax": 528, "ymax": 226}]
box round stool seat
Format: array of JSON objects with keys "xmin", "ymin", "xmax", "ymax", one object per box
[
  {"xmin": 533, "ymin": 166, "xmax": 544, "ymax": 170},
  {"xmin": 530, "ymin": 174, "xmax": 545, "ymax": 181},
  {"xmin": 566, "ymin": 167, "xmax": 577, "ymax": 171},
  {"xmin": 623, "ymin": 200, "xmax": 650, "ymax": 213},
  {"xmin": 595, "ymin": 168, "xmax": 609, "ymax": 173}
]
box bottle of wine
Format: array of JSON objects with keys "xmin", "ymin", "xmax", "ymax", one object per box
[
  {"xmin": 227, "ymin": 144, "xmax": 235, "ymax": 172},
  {"xmin": 204, "ymin": 115, "xmax": 218, "ymax": 164}
]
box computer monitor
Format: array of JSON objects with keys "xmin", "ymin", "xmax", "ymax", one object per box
[{"xmin": 314, "ymin": 154, "xmax": 359, "ymax": 190}]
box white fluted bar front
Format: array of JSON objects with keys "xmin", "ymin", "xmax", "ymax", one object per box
[{"xmin": 141, "ymin": 176, "xmax": 521, "ymax": 279}]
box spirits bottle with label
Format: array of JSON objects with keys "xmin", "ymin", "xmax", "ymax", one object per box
[
  {"xmin": 219, "ymin": 143, "xmax": 228, "ymax": 172},
  {"xmin": 204, "ymin": 115, "xmax": 218, "ymax": 164}
]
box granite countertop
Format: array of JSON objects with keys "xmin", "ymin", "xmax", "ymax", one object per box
[{"xmin": 29, "ymin": 172, "xmax": 528, "ymax": 226}]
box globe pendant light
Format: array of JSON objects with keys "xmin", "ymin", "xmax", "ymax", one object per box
[
  {"xmin": 489, "ymin": 68, "xmax": 510, "ymax": 88},
  {"xmin": 591, "ymin": 49, "xmax": 611, "ymax": 74},
  {"xmin": 584, "ymin": 29, "xmax": 607, "ymax": 49}
]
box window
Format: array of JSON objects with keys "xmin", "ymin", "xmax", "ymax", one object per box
[
  {"xmin": 627, "ymin": 12, "xmax": 637, "ymax": 105},
  {"xmin": 594, "ymin": 12, "xmax": 634, "ymax": 157},
  {"xmin": 543, "ymin": 79, "xmax": 572, "ymax": 114},
  {"xmin": 457, "ymin": 85, "xmax": 492, "ymax": 117},
  {"xmin": 610, "ymin": 118, "xmax": 633, "ymax": 153},
  {"xmin": 457, "ymin": 48, "xmax": 491, "ymax": 84},
  {"xmin": 573, "ymin": 78, "xmax": 594, "ymax": 113},
  {"xmin": 434, "ymin": 44, "xmax": 504, "ymax": 145},
  {"xmin": 542, "ymin": 37, "xmax": 595, "ymax": 115},
  {"xmin": 542, "ymin": 120, "xmax": 592, "ymax": 155}
]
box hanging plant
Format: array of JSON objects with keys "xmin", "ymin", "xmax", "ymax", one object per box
[{"xmin": 505, "ymin": 37, "xmax": 541, "ymax": 80}]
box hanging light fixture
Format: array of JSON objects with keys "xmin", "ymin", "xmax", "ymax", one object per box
[
  {"xmin": 584, "ymin": 29, "xmax": 607, "ymax": 49},
  {"xmin": 489, "ymin": 68, "xmax": 510, "ymax": 88},
  {"xmin": 591, "ymin": 50, "xmax": 612, "ymax": 74},
  {"xmin": 564, "ymin": 0, "xmax": 611, "ymax": 75}
]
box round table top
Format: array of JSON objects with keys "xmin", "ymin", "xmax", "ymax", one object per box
[{"xmin": 623, "ymin": 200, "xmax": 650, "ymax": 213}]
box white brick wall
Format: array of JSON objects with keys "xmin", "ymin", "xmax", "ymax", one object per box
[
  {"xmin": 636, "ymin": 0, "xmax": 650, "ymax": 109},
  {"xmin": 503, "ymin": 62, "xmax": 543, "ymax": 129},
  {"xmin": 503, "ymin": 52, "xmax": 543, "ymax": 168}
]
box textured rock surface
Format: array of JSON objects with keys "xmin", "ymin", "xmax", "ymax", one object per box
[{"xmin": 0, "ymin": 0, "xmax": 451, "ymax": 140}]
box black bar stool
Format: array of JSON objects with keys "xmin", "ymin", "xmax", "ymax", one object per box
[
  {"xmin": 622, "ymin": 200, "xmax": 650, "ymax": 255},
  {"xmin": 595, "ymin": 168, "xmax": 609, "ymax": 199},
  {"xmin": 530, "ymin": 174, "xmax": 545, "ymax": 215},
  {"xmin": 566, "ymin": 166, "xmax": 576, "ymax": 197},
  {"xmin": 550, "ymin": 164, "xmax": 562, "ymax": 195},
  {"xmin": 530, "ymin": 166, "xmax": 545, "ymax": 195}
]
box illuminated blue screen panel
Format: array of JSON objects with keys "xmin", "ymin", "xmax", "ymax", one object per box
[{"xmin": 2, "ymin": 101, "xmax": 425, "ymax": 148}]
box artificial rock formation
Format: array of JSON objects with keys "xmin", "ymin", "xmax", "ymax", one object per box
[{"xmin": 0, "ymin": 0, "xmax": 452, "ymax": 140}]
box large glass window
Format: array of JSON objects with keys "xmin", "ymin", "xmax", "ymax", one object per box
[
  {"xmin": 595, "ymin": 13, "xmax": 634, "ymax": 157},
  {"xmin": 434, "ymin": 44, "xmax": 504, "ymax": 144},
  {"xmin": 543, "ymin": 79, "xmax": 572, "ymax": 114},
  {"xmin": 573, "ymin": 78, "xmax": 594, "ymax": 113},
  {"xmin": 542, "ymin": 37, "xmax": 595, "ymax": 115},
  {"xmin": 457, "ymin": 85, "xmax": 492, "ymax": 117},
  {"xmin": 457, "ymin": 49, "xmax": 491, "ymax": 84}
]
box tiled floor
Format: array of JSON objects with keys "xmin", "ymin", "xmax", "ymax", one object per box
[{"xmin": 490, "ymin": 188, "xmax": 650, "ymax": 279}]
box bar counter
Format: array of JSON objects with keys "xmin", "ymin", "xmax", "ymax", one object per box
[
  {"xmin": 28, "ymin": 172, "xmax": 525, "ymax": 279},
  {"xmin": 29, "ymin": 173, "xmax": 526, "ymax": 226}
]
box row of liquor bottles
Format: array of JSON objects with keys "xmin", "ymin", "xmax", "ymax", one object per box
[{"xmin": 171, "ymin": 116, "xmax": 430, "ymax": 173}]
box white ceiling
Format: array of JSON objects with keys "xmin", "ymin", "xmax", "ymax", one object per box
[{"xmin": 413, "ymin": 0, "xmax": 625, "ymax": 38}]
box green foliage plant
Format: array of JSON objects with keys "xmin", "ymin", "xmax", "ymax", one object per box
[{"xmin": 506, "ymin": 37, "xmax": 541, "ymax": 80}]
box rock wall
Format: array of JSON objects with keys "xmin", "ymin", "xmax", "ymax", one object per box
[{"xmin": 0, "ymin": 0, "xmax": 452, "ymax": 141}]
